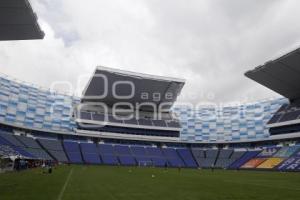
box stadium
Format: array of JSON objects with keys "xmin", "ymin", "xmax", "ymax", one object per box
[{"xmin": 1, "ymin": 1, "xmax": 300, "ymax": 200}]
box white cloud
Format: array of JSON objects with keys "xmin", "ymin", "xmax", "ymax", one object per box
[{"xmin": 1, "ymin": 0, "xmax": 300, "ymax": 104}]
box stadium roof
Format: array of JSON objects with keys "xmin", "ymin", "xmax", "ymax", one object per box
[
  {"xmin": 245, "ymin": 48, "xmax": 300, "ymax": 101},
  {"xmin": 0, "ymin": 0, "xmax": 44, "ymax": 41},
  {"xmin": 81, "ymin": 66, "xmax": 186, "ymax": 112}
]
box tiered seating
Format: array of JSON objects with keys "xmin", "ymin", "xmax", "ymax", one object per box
[
  {"xmin": 257, "ymin": 147, "xmax": 279, "ymax": 158},
  {"xmin": 268, "ymin": 103, "xmax": 300, "ymax": 124},
  {"xmin": 80, "ymin": 143, "xmax": 101, "ymax": 164},
  {"xmin": 131, "ymin": 146, "xmax": 152, "ymax": 166},
  {"xmin": 256, "ymin": 158, "xmax": 284, "ymax": 169},
  {"xmin": 1, "ymin": 133, "xmax": 27, "ymax": 147},
  {"xmin": 15, "ymin": 135, "xmax": 40, "ymax": 148},
  {"xmin": 240, "ymin": 148, "xmax": 279, "ymax": 169},
  {"xmin": 114, "ymin": 145, "xmax": 136, "ymax": 166},
  {"xmin": 255, "ymin": 146, "xmax": 299, "ymax": 169},
  {"xmin": 277, "ymin": 148, "xmax": 300, "ymax": 171},
  {"xmin": 15, "ymin": 135, "xmax": 52, "ymax": 160},
  {"xmin": 191, "ymin": 148, "xmax": 205, "ymax": 167},
  {"xmin": 227, "ymin": 151, "xmax": 246, "ymax": 167},
  {"xmin": 63, "ymin": 141, "xmax": 83, "ymax": 164},
  {"xmin": 192, "ymin": 149, "xmax": 218, "ymax": 168},
  {"xmin": 0, "ymin": 132, "xmax": 33, "ymax": 158},
  {"xmin": 98, "ymin": 144, "xmax": 118, "ymax": 165},
  {"xmin": 241, "ymin": 158, "xmax": 266, "ymax": 169},
  {"xmin": 177, "ymin": 148, "xmax": 198, "ymax": 168},
  {"xmin": 273, "ymin": 146, "xmax": 300, "ymax": 158},
  {"xmin": 38, "ymin": 138, "xmax": 68, "ymax": 162},
  {"xmin": 83, "ymin": 112, "xmax": 181, "ymax": 129},
  {"xmin": 203, "ymin": 149, "xmax": 218, "ymax": 168},
  {"xmin": 0, "ymin": 136, "xmax": 23, "ymax": 157},
  {"xmin": 268, "ymin": 102, "xmax": 300, "ymax": 135},
  {"xmin": 215, "ymin": 149, "xmax": 233, "ymax": 168},
  {"xmin": 162, "ymin": 148, "xmax": 185, "ymax": 167},
  {"xmin": 277, "ymin": 157, "xmax": 300, "ymax": 171},
  {"xmin": 81, "ymin": 125, "xmax": 180, "ymax": 137},
  {"xmin": 229, "ymin": 151, "xmax": 260, "ymax": 169},
  {"xmin": 145, "ymin": 146, "xmax": 166, "ymax": 167},
  {"xmin": 0, "ymin": 144, "xmax": 22, "ymax": 157}
]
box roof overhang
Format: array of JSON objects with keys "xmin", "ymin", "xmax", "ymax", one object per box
[
  {"xmin": 0, "ymin": 0, "xmax": 44, "ymax": 41},
  {"xmin": 81, "ymin": 66, "xmax": 186, "ymax": 112},
  {"xmin": 245, "ymin": 48, "xmax": 300, "ymax": 101}
]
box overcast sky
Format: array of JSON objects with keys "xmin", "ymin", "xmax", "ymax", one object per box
[{"xmin": 1, "ymin": 0, "xmax": 300, "ymax": 105}]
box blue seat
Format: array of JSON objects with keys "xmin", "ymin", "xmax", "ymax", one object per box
[
  {"xmin": 167, "ymin": 157, "xmax": 185, "ymax": 167},
  {"xmin": 118, "ymin": 155, "xmax": 136, "ymax": 166},
  {"xmin": 229, "ymin": 151, "xmax": 260, "ymax": 169},
  {"xmin": 98, "ymin": 144, "xmax": 114, "ymax": 155},
  {"xmin": 152, "ymin": 157, "xmax": 167, "ymax": 167},
  {"xmin": 82, "ymin": 153, "xmax": 101, "ymax": 164},
  {"xmin": 177, "ymin": 148, "xmax": 198, "ymax": 168},
  {"xmin": 63, "ymin": 141, "xmax": 83, "ymax": 164},
  {"xmin": 80, "ymin": 143, "xmax": 97, "ymax": 154},
  {"xmin": 67, "ymin": 152, "xmax": 83, "ymax": 164},
  {"xmin": 101, "ymin": 155, "xmax": 119, "ymax": 165},
  {"xmin": 114, "ymin": 145, "xmax": 132, "ymax": 155},
  {"xmin": 131, "ymin": 146, "xmax": 146, "ymax": 156},
  {"xmin": 146, "ymin": 147, "xmax": 163, "ymax": 157}
]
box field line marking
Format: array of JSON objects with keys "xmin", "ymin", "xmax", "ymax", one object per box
[{"xmin": 57, "ymin": 168, "xmax": 74, "ymax": 200}]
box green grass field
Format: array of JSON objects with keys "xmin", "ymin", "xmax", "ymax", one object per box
[{"xmin": 1, "ymin": 165, "xmax": 300, "ymax": 200}]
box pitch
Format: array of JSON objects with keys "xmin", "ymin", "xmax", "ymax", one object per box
[{"xmin": 0, "ymin": 165, "xmax": 300, "ymax": 200}]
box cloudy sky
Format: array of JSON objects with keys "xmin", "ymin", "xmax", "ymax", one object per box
[{"xmin": 1, "ymin": 0, "xmax": 300, "ymax": 105}]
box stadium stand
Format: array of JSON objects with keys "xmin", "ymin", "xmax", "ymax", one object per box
[
  {"xmin": 0, "ymin": 131, "xmax": 33, "ymax": 158},
  {"xmin": 191, "ymin": 149, "xmax": 219, "ymax": 168},
  {"xmin": 191, "ymin": 148, "xmax": 205, "ymax": 167},
  {"xmin": 240, "ymin": 148, "xmax": 280, "ymax": 169},
  {"xmin": 130, "ymin": 146, "xmax": 152, "ymax": 166},
  {"xmin": 38, "ymin": 138, "xmax": 68, "ymax": 162},
  {"xmin": 241, "ymin": 158, "xmax": 266, "ymax": 169},
  {"xmin": 98, "ymin": 144, "xmax": 119, "ymax": 165},
  {"xmin": 277, "ymin": 158, "xmax": 300, "ymax": 171},
  {"xmin": 2, "ymin": 0, "xmax": 300, "ymax": 177},
  {"xmin": 2, "ymin": 49, "xmax": 300, "ymax": 172},
  {"xmin": 277, "ymin": 148, "xmax": 300, "ymax": 171},
  {"xmin": 246, "ymin": 48, "xmax": 300, "ymax": 141},
  {"xmin": 203, "ymin": 149, "xmax": 219, "ymax": 168},
  {"xmin": 215, "ymin": 149, "xmax": 233, "ymax": 168},
  {"xmin": 256, "ymin": 147, "xmax": 280, "ymax": 158},
  {"xmin": 79, "ymin": 125, "xmax": 180, "ymax": 138},
  {"xmin": 15, "ymin": 135, "xmax": 52, "ymax": 160},
  {"xmin": 274, "ymin": 146, "xmax": 300, "ymax": 158},
  {"xmin": 63, "ymin": 141, "xmax": 83, "ymax": 164},
  {"xmin": 118, "ymin": 155, "xmax": 136, "ymax": 166},
  {"xmin": 0, "ymin": 144, "xmax": 22, "ymax": 157},
  {"xmin": 0, "ymin": 74, "xmax": 287, "ymax": 143},
  {"xmin": 78, "ymin": 112, "xmax": 181, "ymax": 129},
  {"xmin": 145, "ymin": 146, "xmax": 167, "ymax": 167},
  {"xmin": 80, "ymin": 143, "xmax": 101, "ymax": 164},
  {"xmin": 114, "ymin": 145, "xmax": 136, "ymax": 166},
  {"xmin": 225, "ymin": 150, "xmax": 246, "ymax": 168},
  {"xmin": 0, "ymin": 132, "xmax": 26, "ymax": 147},
  {"xmin": 177, "ymin": 148, "xmax": 198, "ymax": 168},
  {"xmin": 0, "ymin": 134, "xmax": 24, "ymax": 157},
  {"xmin": 174, "ymin": 98, "xmax": 285, "ymax": 142},
  {"xmin": 268, "ymin": 103, "xmax": 300, "ymax": 124},
  {"xmin": 256, "ymin": 158, "xmax": 284, "ymax": 169},
  {"xmin": 229, "ymin": 151, "xmax": 261, "ymax": 169},
  {"xmin": 162, "ymin": 148, "xmax": 185, "ymax": 167}
]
